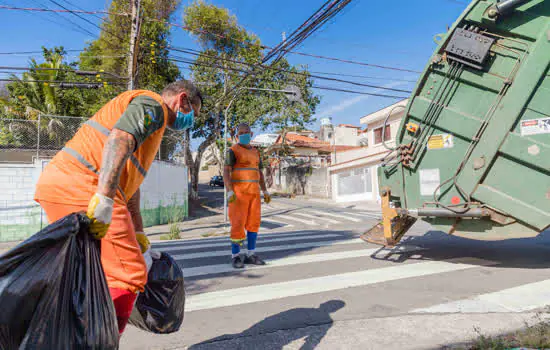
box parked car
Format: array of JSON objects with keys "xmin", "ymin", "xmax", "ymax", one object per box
[{"xmin": 209, "ymin": 176, "xmax": 224, "ymax": 187}]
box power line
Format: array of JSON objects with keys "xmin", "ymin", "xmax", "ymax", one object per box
[
  {"xmin": 308, "ymin": 70, "xmax": 418, "ymax": 83},
  {"xmin": 169, "ymin": 47, "xmax": 413, "ymax": 93},
  {"xmin": 27, "ymin": 0, "xmax": 98, "ymax": 37},
  {"xmin": 264, "ymin": 0, "xmax": 353, "ymax": 64},
  {"xmin": 0, "ymin": 5, "xmax": 115, "ymax": 15},
  {"xmin": 169, "ymin": 58, "xmax": 409, "ymax": 100},
  {"xmin": 47, "ymin": 0, "xmax": 126, "ymax": 42},
  {"xmin": 0, "ymin": 78, "xmax": 124, "ymax": 86},
  {"xmin": 281, "ymin": 50, "xmax": 422, "ymax": 73},
  {"xmin": 312, "ymin": 85, "xmax": 408, "ymax": 99},
  {"xmin": 1, "ymin": 5, "xmax": 420, "ymax": 74},
  {"xmin": 0, "ymin": 66, "xmax": 127, "ymax": 80}
]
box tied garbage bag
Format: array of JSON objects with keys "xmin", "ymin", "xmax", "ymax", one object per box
[
  {"xmin": 0, "ymin": 213, "xmax": 119, "ymax": 350},
  {"xmin": 129, "ymin": 251, "xmax": 185, "ymax": 334}
]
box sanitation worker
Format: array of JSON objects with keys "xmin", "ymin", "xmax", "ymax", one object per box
[
  {"xmin": 224, "ymin": 123, "xmax": 271, "ymax": 269},
  {"xmin": 34, "ymin": 80, "xmax": 202, "ymax": 334}
]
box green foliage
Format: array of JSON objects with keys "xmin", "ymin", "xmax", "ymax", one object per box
[
  {"xmin": 181, "ymin": 0, "xmax": 320, "ymax": 199},
  {"xmin": 79, "ymin": 0, "xmax": 181, "ymax": 92}
]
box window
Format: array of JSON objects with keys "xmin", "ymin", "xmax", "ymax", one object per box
[{"xmin": 373, "ymin": 125, "xmax": 391, "ymax": 144}]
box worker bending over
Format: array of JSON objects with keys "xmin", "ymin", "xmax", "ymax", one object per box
[
  {"xmin": 34, "ymin": 80, "xmax": 202, "ymax": 334},
  {"xmin": 224, "ymin": 123, "xmax": 271, "ymax": 269}
]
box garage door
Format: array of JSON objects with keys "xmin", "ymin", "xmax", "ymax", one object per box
[{"xmin": 335, "ymin": 166, "xmax": 373, "ymax": 202}]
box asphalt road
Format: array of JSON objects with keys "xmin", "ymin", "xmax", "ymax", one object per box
[{"xmin": 122, "ymin": 192, "xmax": 550, "ymax": 350}]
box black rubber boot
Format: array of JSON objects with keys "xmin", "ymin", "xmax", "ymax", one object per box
[
  {"xmin": 232, "ymin": 255, "xmax": 245, "ymax": 269},
  {"xmin": 244, "ymin": 254, "xmax": 266, "ymax": 265}
]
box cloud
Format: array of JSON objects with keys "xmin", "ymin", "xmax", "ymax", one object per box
[{"xmin": 315, "ymin": 78, "xmax": 415, "ymax": 119}]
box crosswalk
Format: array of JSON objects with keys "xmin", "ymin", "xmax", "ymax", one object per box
[
  {"xmin": 257, "ymin": 206, "xmax": 380, "ymax": 232},
  {"xmin": 151, "ymin": 228, "xmax": 550, "ymax": 319}
]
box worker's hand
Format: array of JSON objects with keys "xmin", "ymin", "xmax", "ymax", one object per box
[
  {"xmin": 227, "ymin": 190, "xmax": 237, "ymax": 204},
  {"xmin": 135, "ymin": 232, "xmax": 151, "ymax": 254},
  {"xmin": 86, "ymin": 193, "xmax": 114, "ymax": 239},
  {"xmin": 263, "ymin": 191, "xmax": 272, "ymax": 204}
]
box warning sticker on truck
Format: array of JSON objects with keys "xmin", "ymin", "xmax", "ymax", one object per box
[
  {"xmin": 521, "ymin": 118, "xmax": 550, "ymax": 136},
  {"xmin": 427, "ymin": 134, "xmax": 454, "ymax": 150},
  {"xmin": 419, "ymin": 168, "xmax": 441, "ymax": 196}
]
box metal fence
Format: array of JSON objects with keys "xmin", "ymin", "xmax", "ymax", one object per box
[{"xmin": 0, "ymin": 114, "xmax": 180, "ymax": 163}]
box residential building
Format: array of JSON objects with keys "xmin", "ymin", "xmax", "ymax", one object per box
[
  {"xmin": 251, "ymin": 133, "xmax": 279, "ymax": 147},
  {"xmin": 318, "ymin": 117, "xmax": 367, "ymax": 146},
  {"xmin": 329, "ymin": 99, "xmax": 408, "ymax": 203}
]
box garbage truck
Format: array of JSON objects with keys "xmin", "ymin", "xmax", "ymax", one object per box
[{"xmin": 363, "ymin": 0, "xmax": 550, "ymax": 246}]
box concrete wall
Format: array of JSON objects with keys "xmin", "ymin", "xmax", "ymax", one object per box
[
  {"xmin": 0, "ymin": 160, "xmax": 188, "ymax": 242},
  {"xmin": 268, "ymin": 166, "xmax": 330, "ymax": 198},
  {"xmin": 334, "ymin": 126, "xmax": 359, "ymax": 146},
  {"xmin": 140, "ymin": 161, "xmax": 189, "ymax": 228},
  {"xmin": 0, "ymin": 161, "xmax": 47, "ymax": 241}
]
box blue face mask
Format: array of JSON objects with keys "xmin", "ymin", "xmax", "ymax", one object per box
[
  {"xmin": 238, "ymin": 133, "xmax": 252, "ymax": 145},
  {"xmin": 171, "ymin": 100, "xmax": 195, "ymax": 131}
]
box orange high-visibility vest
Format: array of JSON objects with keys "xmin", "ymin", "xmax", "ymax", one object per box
[
  {"xmin": 37, "ymin": 90, "xmax": 168, "ymax": 205},
  {"xmin": 230, "ymin": 144, "xmax": 261, "ymax": 194}
]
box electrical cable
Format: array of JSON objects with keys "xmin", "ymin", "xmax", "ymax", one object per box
[
  {"xmin": 0, "ymin": 5, "xmax": 421, "ymax": 75},
  {"xmin": 26, "ymin": 0, "xmax": 98, "ymax": 37},
  {"xmin": 169, "ymin": 47, "xmax": 413, "ymax": 94}
]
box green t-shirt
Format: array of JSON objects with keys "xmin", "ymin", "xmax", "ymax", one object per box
[
  {"xmin": 225, "ymin": 147, "xmax": 263, "ymax": 169},
  {"xmin": 114, "ymin": 95, "xmax": 165, "ymax": 150}
]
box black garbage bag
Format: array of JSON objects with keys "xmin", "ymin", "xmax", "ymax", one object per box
[
  {"xmin": 0, "ymin": 213, "xmax": 119, "ymax": 350},
  {"xmin": 129, "ymin": 252, "xmax": 185, "ymax": 334}
]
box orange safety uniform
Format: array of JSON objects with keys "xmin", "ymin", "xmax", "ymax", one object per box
[
  {"xmin": 35, "ymin": 90, "xmax": 168, "ymax": 293},
  {"xmin": 228, "ymin": 144, "xmax": 262, "ymax": 243}
]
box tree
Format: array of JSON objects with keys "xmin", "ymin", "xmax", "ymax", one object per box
[
  {"xmin": 79, "ymin": 0, "xmax": 181, "ymax": 92},
  {"xmin": 180, "ymin": 0, "xmax": 320, "ymax": 200},
  {"xmin": 1, "ymin": 47, "xmax": 114, "ymax": 149}
]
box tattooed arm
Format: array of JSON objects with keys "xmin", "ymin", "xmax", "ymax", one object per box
[
  {"xmin": 127, "ymin": 188, "xmax": 144, "ymax": 232},
  {"xmin": 96, "ymin": 129, "xmax": 136, "ymax": 199}
]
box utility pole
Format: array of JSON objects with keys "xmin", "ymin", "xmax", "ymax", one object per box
[{"xmin": 127, "ymin": 0, "xmax": 141, "ymax": 90}]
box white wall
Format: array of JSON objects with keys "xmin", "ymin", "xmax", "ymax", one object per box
[
  {"xmin": 334, "ymin": 126, "xmax": 359, "ymax": 146},
  {"xmin": 0, "ymin": 159, "xmax": 189, "ymax": 242}
]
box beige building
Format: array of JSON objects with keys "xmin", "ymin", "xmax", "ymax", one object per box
[{"xmin": 329, "ymin": 99, "xmax": 408, "ymax": 203}]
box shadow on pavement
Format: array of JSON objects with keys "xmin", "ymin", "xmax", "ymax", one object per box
[
  {"xmin": 369, "ymin": 229, "xmax": 550, "ymax": 269},
  {"xmin": 188, "ymin": 300, "xmax": 345, "ymax": 350}
]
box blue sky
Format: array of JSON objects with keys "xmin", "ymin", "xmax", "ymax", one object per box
[{"xmin": 0, "ymin": 0, "xmax": 466, "ymax": 136}]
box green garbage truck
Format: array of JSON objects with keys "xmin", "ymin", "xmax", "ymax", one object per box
[{"xmin": 363, "ymin": 0, "xmax": 550, "ymax": 246}]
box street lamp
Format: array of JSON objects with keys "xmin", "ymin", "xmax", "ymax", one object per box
[{"xmin": 223, "ymin": 85, "xmax": 303, "ymax": 225}]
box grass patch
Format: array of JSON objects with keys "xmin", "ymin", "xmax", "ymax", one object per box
[{"xmin": 457, "ymin": 311, "xmax": 550, "ymax": 350}]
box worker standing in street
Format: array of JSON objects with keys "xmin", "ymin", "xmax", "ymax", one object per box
[
  {"xmin": 34, "ymin": 80, "xmax": 202, "ymax": 335},
  {"xmin": 224, "ymin": 123, "xmax": 271, "ymax": 269}
]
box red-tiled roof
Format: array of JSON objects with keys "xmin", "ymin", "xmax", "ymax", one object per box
[
  {"xmin": 276, "ymin": 133, "xmax": 330, "ymax": 147},
  {"xmin": 338, "ymin": 124, "xmax": 362, "ymax": 129}
]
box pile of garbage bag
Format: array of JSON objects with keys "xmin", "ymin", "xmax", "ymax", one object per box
[{"xmin": 0, "ymin": 213, "xmax": 119, "ymax": 349}]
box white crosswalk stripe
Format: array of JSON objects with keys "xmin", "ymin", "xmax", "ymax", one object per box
[
  {"xmin": 271, "ymin": 214, "xmax": 319, "ymax": 225},
  {"xmin": 411, "ymin": 279, "xmax": 550, "ymax": 314},
  {"xmin": 184, "ymin": 248, "xmax": 381, "ymax": 277},
  {"xmin": 294, "ymin": 212, "xmax": 340, "ymax": 224},
  {"xmin": 306, "ymin": 210, "xmax": 362, "ymax": 222},
  {"xmin": 186, "ymin": 261, "xmax": 477, "ymax": 312},
  {"xmin": 169, "ymin": 238, "xmax": 364, "ymax": 260},
  {"xmin": 261, "ymin": 217, "xmax": 294, "ymax": 228},
  {"xmin": 158, "ymin": 233, "xmax": 341, "ymax": 252}
]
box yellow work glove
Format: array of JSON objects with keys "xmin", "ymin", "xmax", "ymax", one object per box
[
  {"xmin": 135, "ymin": 232, "xmax": 151, "ymax": 254},
  {"xmin": 263, "ymin": 191, "xmax": 272, "ymax": 204},
  {"xmin": 227, "ymin": 190, "xmax": 237, "ymax": 204},
  {"xmin": 86, "ymin": 193, "xmax": 114, "ymax": 239}
]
